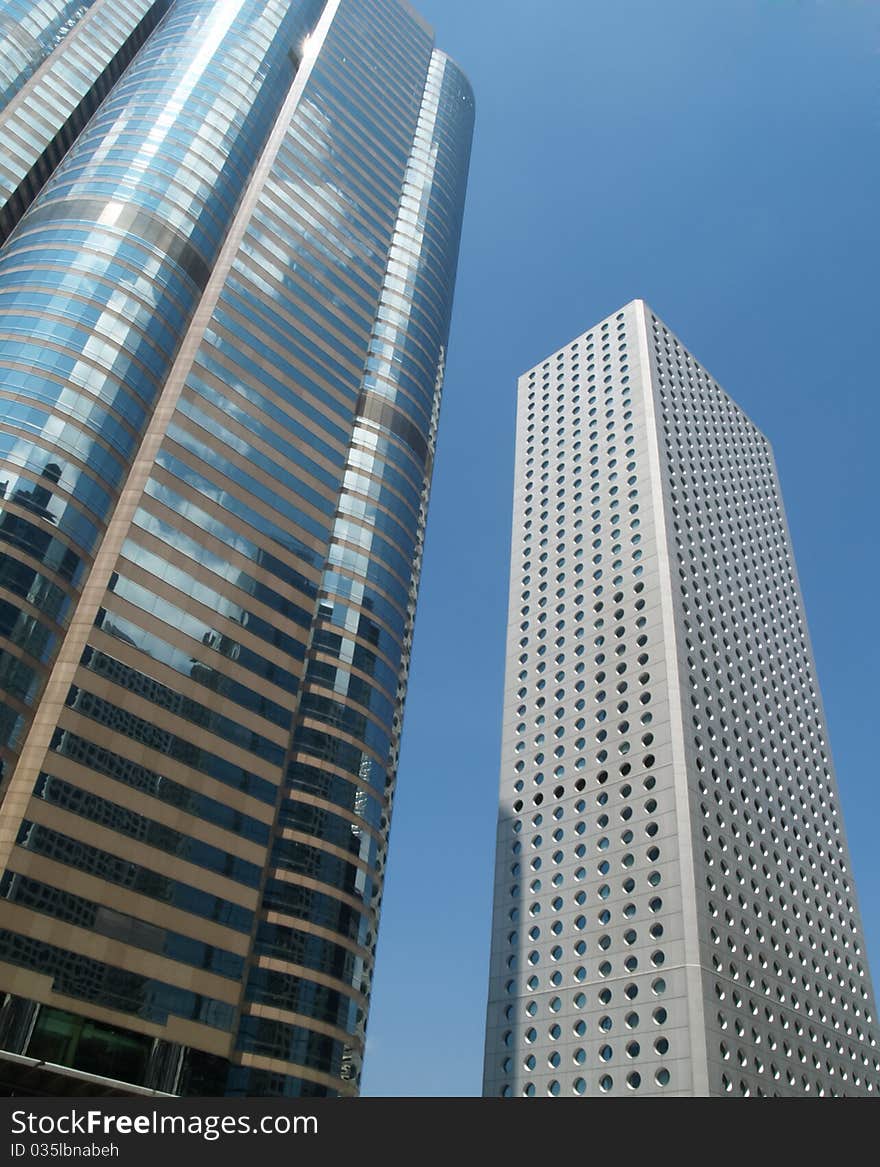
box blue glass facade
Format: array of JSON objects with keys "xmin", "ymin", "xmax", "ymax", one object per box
[
  {"xmin": 0, "ymin": 0, "xmax": 174, "ymax": 240},
  {"xmin": 0, "ymin": 0, "xmax": 473, "ymax": 1097}
]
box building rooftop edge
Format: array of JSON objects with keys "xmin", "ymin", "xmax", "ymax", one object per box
[{"xmin": 516, "ymin": 298, "xmax": 649, "ymax": 379}]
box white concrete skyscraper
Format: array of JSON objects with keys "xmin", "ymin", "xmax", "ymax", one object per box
[{"xmin": 483, "ymin": 300, "xmax": 879, "ymax": 1097}]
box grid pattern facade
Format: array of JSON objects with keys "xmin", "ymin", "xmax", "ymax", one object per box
[
  {"xmin": 483, "ymin": 299, "xmax": 878, "ymax": 1098},
  {"xmin": 0, "ymin": 0, "xmax": 473, "ymax": 1098},
  {"xmin": 650, "ymin": 312, "xmax": 880, "ymax": 1095}
]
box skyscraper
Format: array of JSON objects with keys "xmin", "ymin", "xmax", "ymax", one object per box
[
  {"xmin": 483, "ymin": 300, "xmax": 879, "ymax": 1097},
  {"xmin": 0, "ymin": 0, "xmax": 473, "ymax": 1097}
]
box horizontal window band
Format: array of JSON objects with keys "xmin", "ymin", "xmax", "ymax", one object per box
[
  {"xmin": 18, "ymin": 196, "xmax": 211, "ymax": 289},
  {"xmin": 355, "ymin": 389, "xmax": 429, "ymax": 466}
]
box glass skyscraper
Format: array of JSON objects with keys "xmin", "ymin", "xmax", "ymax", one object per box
[
  {"xmin": 484, "ymin": 300, "xmax": 879, "ymax": 1097},
  {"xmin": 0, "ymin": 2, "xmax": 179, "ymax": 245},
  {"xmin": 0, "ymin": 0, "xmax": 473, "ymax": 1097}
]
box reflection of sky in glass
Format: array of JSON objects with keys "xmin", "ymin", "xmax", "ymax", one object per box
[
  {"xmin": 120, "ymin": 536, "xmax": 250, "ymax": 630},
  {"xmin": 0, "ymin": 0, "xmax": 100, "ymax": 107},
  {"xmin": 132, "ymin": 1, "xmax": 246, "ymax": 173}
]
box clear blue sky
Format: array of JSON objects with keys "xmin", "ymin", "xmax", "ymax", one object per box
[{"xmin": 361, "ymin": 0, "xmax": 880, "ymax": 1096}]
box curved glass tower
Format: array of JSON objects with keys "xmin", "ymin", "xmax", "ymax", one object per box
[
  {"xmin": 0, "ymin": 0, "xmax": 473, "ymax": 1097},
  {"xmin": 0, "ymin": 0, "xmax": 174, "ymax": 241}
]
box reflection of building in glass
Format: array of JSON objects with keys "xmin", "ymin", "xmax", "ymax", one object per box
[
  {"xmin": 484, "ymin": 301, "xmax": 879, "ymax": 1098},
  {"xmin": 0, "ymin": 0, "xmax": 473, "ymax": 1097}
]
